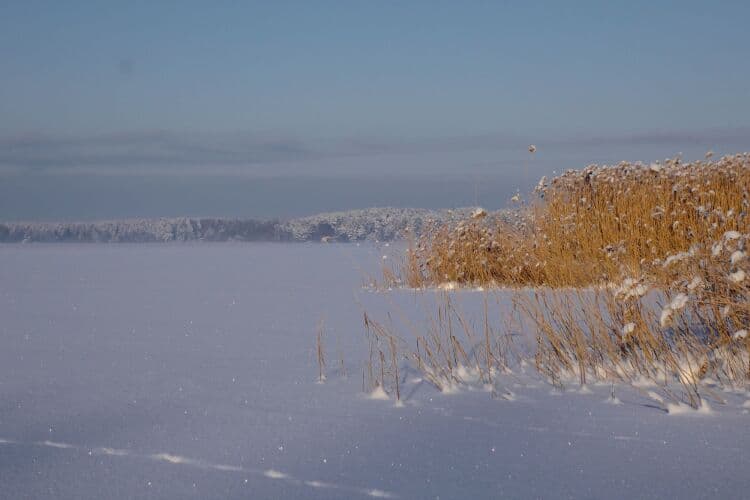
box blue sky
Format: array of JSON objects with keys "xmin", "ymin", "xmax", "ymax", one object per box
[{"xmin": 1, "ymin": 1, "xmax": 749, "ymax": 218}]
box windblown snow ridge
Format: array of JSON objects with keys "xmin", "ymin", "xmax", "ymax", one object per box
[{"xmin": 0, "ymin": 207, "xmax": 494, "ymax": 243}]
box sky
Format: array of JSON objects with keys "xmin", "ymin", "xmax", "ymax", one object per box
[{"xmin": 1, "ymin": 1, "xmax": 749, "ymax": 220}]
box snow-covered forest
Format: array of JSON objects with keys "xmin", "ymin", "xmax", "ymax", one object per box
[{"xmin": 0, "ymin": 208, "xmax": 486, "ymax": 243}]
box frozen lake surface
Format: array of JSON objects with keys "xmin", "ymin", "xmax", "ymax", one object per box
[{"xmin": 1, "ymin": 244, "xmax": 749, "ymax": 499}]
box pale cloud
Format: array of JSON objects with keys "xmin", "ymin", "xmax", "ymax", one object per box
[
  {"xmin": 1, "ymin": 126, "xmax": 747, "ymax": 175},
  {"xmin": 0, "ymin": 131, "xmax": 315, "ymax": 171}
]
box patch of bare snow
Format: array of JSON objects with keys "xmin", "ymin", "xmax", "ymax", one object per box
[
  {"xmin": 367, "ymin": 385, "xmax": 390, "ymax": 400},
  {"xmin": 729, "ymin": 270, "xmax": 746, "ymax": 283},
  {"xmin": 724, "ymin": 230, "xmax": 742, "ymax": 241},
  {"xmin": 731, "ymin": 251, "xmax": 746, "ymax": 264},
  {"xmin": 666, "ymin": 401, "xmax": 713, "ymax": 416},
  {"xmin": 263, "ymin": 469, "xmax": 288, "ymax": 479}
]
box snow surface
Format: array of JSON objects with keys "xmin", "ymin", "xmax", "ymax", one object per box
[{"xmin": 1, "ymin": 243, "xmax": 749, "ymax": 499}]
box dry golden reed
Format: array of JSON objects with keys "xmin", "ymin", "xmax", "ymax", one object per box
[
  {"xmin": 396, "ymin": 153, "xmax": 750, "ymax": 405},
  {"xmin": 408, "ymin": 153, "xmax": 750, "ymax": 288}
]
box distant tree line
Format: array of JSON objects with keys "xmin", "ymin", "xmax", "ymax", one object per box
[{"xmin": 0, "ymin": 208, "xmax": 485, "ymax": 243}]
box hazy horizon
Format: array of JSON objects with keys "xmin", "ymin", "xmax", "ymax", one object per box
[{"xmin": 2, "ymin": 139, "xmax": 747, "ymax": 221}]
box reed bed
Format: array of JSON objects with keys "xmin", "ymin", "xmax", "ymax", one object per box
[
  {"xmin": 361, "ymin": 292, "xmax": 522, "ymax": 400},
  {"xmin": 395, "ymin": 153, "xmax": 750, "ymax": 405}
]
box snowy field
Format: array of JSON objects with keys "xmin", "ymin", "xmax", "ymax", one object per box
[{"xmin": 1, "ymin": 243, "xmax": 749, "ymax": 499}]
